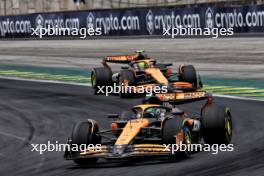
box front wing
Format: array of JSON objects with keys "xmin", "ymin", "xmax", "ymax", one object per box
[{"xmin": 65, "ymin": 144, "xmax": 172, "ymax": 160}]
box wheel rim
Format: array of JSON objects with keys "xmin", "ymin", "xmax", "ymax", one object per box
[
  {"xmin": 183, "ymin": 127, "xmax": 192, "ymax": 155},
  {"xmin": 91, "ymin": 72, "xmax": 96, "ymax": 87},
  {"xmin": 184, "ymin": 127, "xmax": 192, "ymax": 145},
  {"xmin": 225, "ymin": 113, "xmax": 232, "ymax": 143}
]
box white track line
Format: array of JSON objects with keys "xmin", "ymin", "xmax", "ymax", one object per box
[
  {"xmin": 0, "ymin": 76, "xmax": 91, "ymax": 86},
  {"xmin": 0, "ymin": 76, "xmax": 263, "ymax": 102},
  {"xmin": 0, "ymin": 131, "xmax": 25, "ymax": 141},
  {"xmin": 213, "ymin": 94, "xmax": 264, "ymax": 102}
]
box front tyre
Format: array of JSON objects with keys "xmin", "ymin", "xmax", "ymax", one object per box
[
  {"xmin": 162, "ymin": 116, "xmax": 192, "ymax": 158},
  {"xmin": 71, "ymin": 121, "xmax": 101, "ymax": 165}
]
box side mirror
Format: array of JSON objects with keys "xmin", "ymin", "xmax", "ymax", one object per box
[{"xmin": 107, "ymin": 114, "xmax": 119, "ymax": 119}]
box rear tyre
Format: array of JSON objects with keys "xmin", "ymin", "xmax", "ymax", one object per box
[
  {"xmin": 162, "ymin": 116, "xmax": 192, "ymax": 158},
  {"xmin": 71, "ymin": 121, "xmax": 101, "ymax": 165},
  {"xmin": 201, "ymin": 105, "xmax": 232, "ymax": 145},
  {"xmin": 91, "ymin": 67, "xmax": 112, "ymax": 94},
  {"xmin": 179, "ymin": 65, "xmax": 197, "ymax": 89},
  {"xmin": 119, "ymin": 70, "xmax": 135, "ymax": 98}
]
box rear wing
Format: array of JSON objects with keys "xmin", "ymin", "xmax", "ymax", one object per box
[
  {"xmin": 145, "ymin": 91, "xmax": 212, "ymax": 105},
  {"xmin": 103, "ymin": 55, "xmax": 137, "ymax": 64}
]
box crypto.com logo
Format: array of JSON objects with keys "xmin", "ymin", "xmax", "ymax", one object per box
[
  {"xmin": 35, "ymin": 14, "xmax": 44, "ymax": 29},
  {"xmin": 146, "ymin": 10, "xmax": 154, "ymax": 35},
  {"xmin": 87, "ymin": 12, "xmax": 95, "ymax": 29},
  {"xmin": 205, "ymin": 8, "xmax": 214, "ymax": 28}
]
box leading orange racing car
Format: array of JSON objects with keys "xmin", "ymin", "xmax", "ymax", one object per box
[{"xmin": 64, "ymin": 91, "xmax": 232, "ymax": 165}]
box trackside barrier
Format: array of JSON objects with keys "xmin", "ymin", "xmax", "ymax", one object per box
[{"xmin": 0, "ymin": 4, "xmax": 264, "ymax": 38}]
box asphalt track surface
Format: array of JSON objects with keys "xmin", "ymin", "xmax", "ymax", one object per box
[
  {"xmin": 0, "ymin": 78, "xmax": 264, "ymax": 176},
  {"xmin": 0, "ymin": 38, "xmax": 264, "ymax": 79}
]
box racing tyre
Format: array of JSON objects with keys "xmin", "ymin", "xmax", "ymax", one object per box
[
  {"xmin": 162, "ymin": 116, "xmax": 192, "ymax": 158},
  {"xmin": 201, "ymin": 105, "xmax": 232, "ymax": 145},
  {"xmin": 179, "ymin": 65, "xmax": 197, "ymax": 89},
  {"xmin": 91, "ymin": 67, "xmax": 112, "ymax": 94},
  {"xmin": 71, "ymin": 120, "xmax": 101, "ymax": 165},
  {"xmin": 119, "ymin": 70, "xmax": 135, "ymax": 98}
]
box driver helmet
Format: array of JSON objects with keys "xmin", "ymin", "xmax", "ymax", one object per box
[
  {"xmin": 135, "ymin": 50, "xmax": 148, "ymax": 60},
  {"xmin": 146, "ymin": 108, "xmax": 157, "ymax": 118},
  {"xmin": 145, "ymin": 108, "xmax": 156, "ymax": 118},
  {"xmin": 138, "ymin": 61, "xmax": 147, "ymax": 70}
]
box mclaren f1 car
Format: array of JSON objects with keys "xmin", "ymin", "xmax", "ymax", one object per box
[
  {"xmin": 64, "ymin": 91, "xmax": 232, "ymax": 165},
  {"xmin": 91, "ymin": 50, "xmax": 203, "ymax": 98}
]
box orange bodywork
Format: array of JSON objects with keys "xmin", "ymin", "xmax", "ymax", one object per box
[
  {"xmin": 115, "ymin": 119, "xmax": 149, "ymax": 145},
  {"xmin": 156, "ymin": 91, "xmax": 206, "ymax": 101},
  {"xmin": 171, "ymin": 82, "xmax": 193, "ymax": 88},
  {"xmin": 104, "ymin": 56, "xmax": 155, "ymax": 64},
  {"xmin": 145, "ymin": 68, "xmax": 168, "ymax": 84},
  {"xmin": 133, "ymin": 59, "xmax": 156, "ymax": 66},
  {"xmin": 133, "ymin": 104, "xmax": 161, "ymax": 118},
  {"xmin": 80, "ymin": 144, "xmax": 171, "ymax": 156},
  {"xmin": 133, "ymin": 104, "xmax": 160, "ymax": 113},
  {"xmin": 105, "ymin": 55, "xmax": 136, "ymax": 62}
]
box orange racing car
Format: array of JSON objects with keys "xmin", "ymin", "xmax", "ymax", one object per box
[
  {"xmin": 64, "ymin": 91, "xmax": 232, "ymax": 165},
  {"xmin": 91, "ymin": 50, "xmax": 203, "ymax": 98}
]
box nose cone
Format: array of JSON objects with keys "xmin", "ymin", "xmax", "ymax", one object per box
[{"xmin": 113, "ymin": 145, "xmax": 127, "ymax": 155}]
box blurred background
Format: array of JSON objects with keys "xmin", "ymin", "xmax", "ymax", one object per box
[{"xmin": 0, "ymin": 0, "xmax": 264, "ymax": 16}]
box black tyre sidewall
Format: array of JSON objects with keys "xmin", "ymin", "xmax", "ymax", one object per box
[
  {"xmin": 201, "ymin": 105, "xmax": 232, "ymax": 145},
  {"xmin": 71, "ymin": 121, "xmax": 100, "ymax": 165},
  {"xmin": 162, "ymin": 116, "xmax": 192, "ymax": 158},
  {"xmin": 180, "ymin": 65, "xmax": 197, "ymax": 88},
  {"xmin": 91, "ymin": 67, "xmax": 113, "ymax": 94}
]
